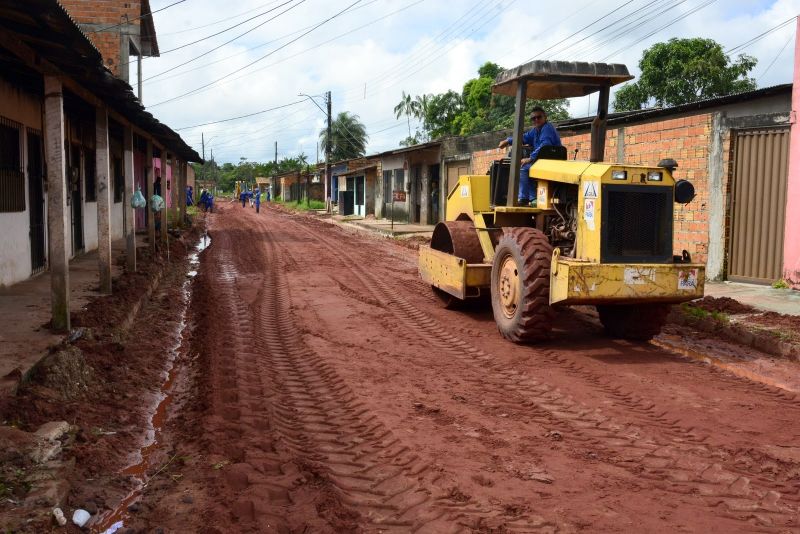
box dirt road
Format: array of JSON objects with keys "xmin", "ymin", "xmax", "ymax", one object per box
[{"xmin": 126, "ymin": 202, "xmax": 800, "ymax": 533}]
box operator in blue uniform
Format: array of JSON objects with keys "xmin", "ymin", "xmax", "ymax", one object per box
[{"xmin": 498, "ymin": 106, "xmax": 561, "ymax": 206}]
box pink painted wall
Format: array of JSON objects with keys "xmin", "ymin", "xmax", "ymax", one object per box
[
  {"xmin": 153, "ymin": 158, "xmax": 174, "ymax": 208},
  {"xmin": 784, "ymin": 17, "xmax": 800, "ymax": 289}
]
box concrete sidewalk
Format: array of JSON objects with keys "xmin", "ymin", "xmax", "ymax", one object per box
[
  {"xmin": 705, "ymin": 281, "xmax": 800, "ymax": 316},
  {"xmin": 341, "ymin": 217, "xmax": 435, "ymax": 237},
  {"xmin": 0, "ymin": 237, "xmax": 141, "ymax": 388}
]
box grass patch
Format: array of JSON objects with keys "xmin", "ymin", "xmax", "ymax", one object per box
[
  {"xmin": 279, "ymin": 199, "xmax": 325, "ymax": 211},
  {"xmin": 680, "ymin": 303, "xmax": 728, "ymax": 323},
  {"xmin": 772, "ymin": 279, "xmax": 790, "ymax": 289},
  {"xmin": 681, "ymin": 303, "xmax": 708, "ymax": 320}
]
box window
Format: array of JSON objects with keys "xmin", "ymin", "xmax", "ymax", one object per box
[
  {"xmin": 113, "ymin": 157, "xmax": 124, "ymax": 203},
  {"xmin": 84, "ymin": 148, "xmax": 96, "ymax": 202},
  {"xmin": 0, "ymin": 116, "xmax": 24, "ymax": 212},
  {"xmin": 393, "ymin": 168, "xmax": 404, "ymax": 193},
  {"xmin": 382, "ymin": 170, "xmax": 391, "ymax": 202}
]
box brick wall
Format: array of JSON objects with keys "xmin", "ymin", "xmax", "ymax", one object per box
[
  {"xmin": 59, "ymin": 1, "xmax": 141, "ymax": 76},
  {"xmin": 467, "ymin": 113, "xmax": 715, "ymax": 262}
]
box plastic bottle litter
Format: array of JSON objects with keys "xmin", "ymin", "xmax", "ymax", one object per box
[
  {"xmin": 72, "ymin": 508, "xmax": 91, "ymax": 527},
  {"xmin": 52, "ymin": 507, "xmax": 67, "ymax": 526}
]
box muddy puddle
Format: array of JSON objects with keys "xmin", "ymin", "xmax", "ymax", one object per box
[{"xmin": 91, "ymin": 233, "xmax": 210, "ymax": 533}]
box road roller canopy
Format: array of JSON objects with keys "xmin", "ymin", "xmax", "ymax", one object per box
[{"xmin": 492, "ymin": 60, "xmax": 633, "ymax": 100}]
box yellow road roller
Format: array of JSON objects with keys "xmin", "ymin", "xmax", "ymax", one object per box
[{"xmin": 419, "ymin": 61, "xmax": 705, "ymax": 342}]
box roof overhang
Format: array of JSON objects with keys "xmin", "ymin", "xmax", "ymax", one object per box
[
  {"xmin": 139, "ymin": 0, "xmax": 160, "ymax": 57},
  {"xmin": 493, "ymin": 60, "xmax": 633, "ymax": 99},
  {"xmin": 0, "ymin": 0, "xmax": 197, "ymax": 161}
]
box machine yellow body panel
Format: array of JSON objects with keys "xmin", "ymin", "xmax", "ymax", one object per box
[
  {"xmin": 418, "ymin": 245, "xmax": 491, "ymax": 299},
  {"xmin": 445, "ymin": 175, "xmax": 491, "ymax": 221},
  {"xmin": 549, "ymin": 256, "xmax": 705, "ymax": 305}
]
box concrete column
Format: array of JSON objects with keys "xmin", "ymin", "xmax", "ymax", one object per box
[
  {"xmin": 179, "ymin": 161, "xmax": 187, "ymax": 226},
  {"xmin": 159, "ymin": 150, "xmax": 168, "ymax": 246},
  {"xmin": 43, "ymin": 76, "xmax": 70, "ymax": 332},
  {"xmin": 420, "ymin": 165, "xmax": 430, "ymax": 225},
  {"xmin": 123, "ymin": 127, "xmax": 136, "ymax": 272},
  {"xmin": 145, "ymin": 139, "xmax": 155, "ymax": 252},
  {"xmin": 169, "ymin": 155, "xmax": 178, "ymax": 229},
  {"xmin": 706, "ymin": 112, "xmax": 725, "ymax": 281},
  {"xmin": 95, "ymin": 107, "xmax": 112, "ymax": 294},
  {"xmin": 783, "ymin": 16, "xmax": 800, "ymax": 288}
]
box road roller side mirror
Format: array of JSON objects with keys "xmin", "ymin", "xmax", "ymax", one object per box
[{"xmin": 674, "ymin": 179, "xmax": 695, "ymax": 204}]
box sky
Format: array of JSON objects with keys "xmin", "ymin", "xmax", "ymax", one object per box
[{"xmin": 137, "ymin": 0, "xmax": 800, "ymax": 164}]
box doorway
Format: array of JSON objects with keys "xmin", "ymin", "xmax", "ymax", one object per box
[{"xmin": 27, "ymin": 130, "xmax": 46, "ymax": 273}]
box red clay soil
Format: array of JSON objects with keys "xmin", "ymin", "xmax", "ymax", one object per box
[
  {"xmin": 113, "ymin": 202, "xmax": 800, "ymax": 533},
  {"xmin": 744, "ymin": 311, "xmax": 800, "ymax": 342},
  {"xmin": 0, "ymin": 228, "xmax": 199, "ymax": 532},
  {"xmin": 687, "ymin": 296, "xmax": 757, "ymax": 314}
]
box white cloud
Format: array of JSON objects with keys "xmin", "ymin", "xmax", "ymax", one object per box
[{"xmin": 142, "ymin": 0, "xmax": 800, "ymax": 162}]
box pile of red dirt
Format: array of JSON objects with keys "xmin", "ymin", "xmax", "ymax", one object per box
[
  {"xmin": 745, "ymin": 311, "xmax": 800, "ymax": 336},
  {"xmin": 687, "ymin": 296, "xmax": 757, "ymax": 314}
]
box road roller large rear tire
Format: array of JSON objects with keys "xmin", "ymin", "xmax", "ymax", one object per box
[
  {"xmin": 596, "ymin": 304, "xmax": 670, "ymax": 341},
  {"xmin": 490, "ymin": 228, "xmax": 554, "ymax": 343},
  {"xmin": 429, "ymin": 221, "xmax": 484, "ymax": 309}
]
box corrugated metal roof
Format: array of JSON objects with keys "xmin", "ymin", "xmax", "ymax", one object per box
[{"xmin": 556, "ymin": 83, "xmax": 793, "ymax": 130}]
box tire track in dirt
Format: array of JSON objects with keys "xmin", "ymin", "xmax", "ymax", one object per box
[
  {"xmin": 240, "ymin": 213, "xmax": 557, "ymax": 532},
  {"xmin": 272, "ymin": 209, "xmax": 800, "ymax": 530}
]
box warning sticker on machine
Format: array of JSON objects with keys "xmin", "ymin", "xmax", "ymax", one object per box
[
  {"xmin": 583, "ymin": 198, "xmax": 596, "ymax": 230},
  {"xmin": 624, "ymin": 267, "xmax": 655, "ymax": 285},
  {"xmin": 583, "ymin": 181, "xmax": 599, "ymax": 199},
  {"xmin": 678, "ymin": 269, "xmax": 699, "ymax": 290},
  {"xmin": 460, "ymin": 185, "xmax": 469, "ymax": 197}
]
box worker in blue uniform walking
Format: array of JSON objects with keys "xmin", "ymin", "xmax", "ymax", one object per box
[
  {"xmin": 498, "ymin": 106, "xmax": 561, "ymax": 206},
  {"xmin": 254, "ymin": 187, "xmax": 261, "ymax": 214}
]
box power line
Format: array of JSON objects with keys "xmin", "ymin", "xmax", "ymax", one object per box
[
  {"xmin": 758, "ymin": 33, "xmax": 794, "ymax": 82},
  {"xmin": 149, "ymin": 0, "xmax": 364, "ymax": 108},
  {"xmin": 157, "ymin": 0, "xmax": 284, "ymax": 36},
  {"xmin": 84, "ymin": 0, "xmax": 187, "ymax": 33},
  {"xmin": 536, "ymin": 0, "xmax": 668, "ymax": 61},
  {"xmin": 571, "ymin": 0, "xmax": 691, "ymax": 61},
  {"xmin": 600, "ymin": 0, "xmax": 718, "ymax": 61},
  {"xmin": 175, "ymin": 100, "xmax": 306, "ymax": 130},
  {"xmin": 144, "ymin": 0, "xmax": 305, "ymax": 81},
  {"xmin": 144, "ymin": 0, "xmax": 405, "ymax": 87},
  {"xmin": 159, "ymin": 0, "xmax": 299, "ymax": 55},
  {"xmin": 725, "ymin": 16, "xmax": 796, "ymax": 55},
  {"xmin": 526, "ymin": 0, "xmax": 636, "ymax": 61}
]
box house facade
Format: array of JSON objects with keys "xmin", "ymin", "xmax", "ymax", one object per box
[{"xmin": 0, "ymin": 0, "xmax": 199, "ymax": 331}]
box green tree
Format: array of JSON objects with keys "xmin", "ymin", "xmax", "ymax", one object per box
[
  {"xmin": 613, "ymin": 37, "xmax": 758, "ymax": 111},
  {"xmin": 421, "ymin": 90, "xmax": 462, "ymax": 139},
  {"xmin": 319, "ymin": 111, "xmax": 368, "ymax": 161},
  {"xmin": 394, "ymin": 91, "xmax": 419, "ymax": 139}
]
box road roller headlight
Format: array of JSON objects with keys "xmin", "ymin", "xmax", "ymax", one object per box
[
  {"xmin": 611, "ymin": 170, "xmax": 627, "ymax": 180},
  {"xmin": 647, "ymin": 171, "xmax": 663, "ymax": 182}
]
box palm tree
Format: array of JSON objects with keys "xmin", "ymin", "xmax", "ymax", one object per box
[
  {"xmin": 394, "ymin": 91, "xmax": 417, "ymax": 139},
  {"xmin": 319, "ymin": 111, "xmax": 368, "ymax": 161}
]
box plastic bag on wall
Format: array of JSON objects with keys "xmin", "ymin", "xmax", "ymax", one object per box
[
  {"xmin": 131, "ymin": 187, "xmax": 146, "ymax": 209},
  {"xmin": 150, "ymin": 194, "xmax": 165, "ymax": 212}
]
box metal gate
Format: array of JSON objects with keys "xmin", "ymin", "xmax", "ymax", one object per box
[
  {"xmin": 729, "ymin": 127, "xmax": 789, "ymax": 284},
  {"xmin": 27, "ymin": 130, "xmax": 46, "ymax": 273}
]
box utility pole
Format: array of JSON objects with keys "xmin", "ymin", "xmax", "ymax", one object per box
[
  {"xmin": 274, "ymin": 141, "xmax": 277, "ymax": 166},
  {"xmin": 326, "ymin": 90, "xmax": 332, "ymax": 211},
  {"xmin": 202, "ymin": 132, "xmax": 205, "ymax": 161}
]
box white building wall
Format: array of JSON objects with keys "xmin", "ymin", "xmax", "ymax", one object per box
[
  {"xmin": 0, "ymin": 79, "xmax": 43, "ymax": 287},
  {"xmin": 83, "ymin": 201, "xmax": 98, "ymax": 252},
  {"xmin": 111, "ymin": 200, "xmax": 124, "ymax": 240}
]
